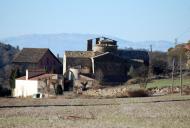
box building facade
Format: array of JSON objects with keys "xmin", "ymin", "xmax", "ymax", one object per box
[
  {"xmin": 63, "ymin": 37, "xmax": 149, "ymax": 85},
  {"xmin": 14, "ymin": 70, "xmax": 63, "ymax": 97},
  {"xmin": 13, "ymin": 48, "xmax": 63, "ymax": 75}
]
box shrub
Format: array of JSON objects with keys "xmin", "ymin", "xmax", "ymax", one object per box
[
  {"xmin": 127, "ymin": 89, "xmax": 149, "ymax": 97},
  {"xmin": 183, "ymin": 86, "xmax": 190, "ymax": 95},
  {"xmin": 0, "ymin": 86, "xmax": 11, "ymax": 97},
  {"xmin": 56, "ymin": 85, "xmax": 63, "ymax": 95}
]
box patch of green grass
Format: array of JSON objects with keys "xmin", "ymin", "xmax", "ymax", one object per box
[{"xmin": 147, "ymin": 77, "xmax": 190, "ymax": 89}]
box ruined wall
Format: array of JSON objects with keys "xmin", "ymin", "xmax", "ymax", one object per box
[
  {"xmin": 94, "ymin": 62, "xmax": 128, "ymax": 83},
  {"xmin": 93, "ymin": 53, "xmax": 144, "ymax": 84},
  {"xmin": 66, "ymin": 57, "xmax": 92, "ymax": 74},
  {"xmin": 93, "ymin": 54, "xmax": 128, "ymax": 83}
]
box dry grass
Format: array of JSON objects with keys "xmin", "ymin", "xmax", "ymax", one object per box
[{"xmin": 0, "ymin": 95, "xmax": 190, "ymax": 128}]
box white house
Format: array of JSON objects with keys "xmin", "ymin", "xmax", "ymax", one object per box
[{"xmin": 14, "ymin": 70, "xmax": 63, "ymax": 97}]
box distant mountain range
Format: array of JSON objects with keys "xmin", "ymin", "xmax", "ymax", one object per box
[{"xmin": 0, "ymin": 33, "xmax": 174, "ymax": 56}]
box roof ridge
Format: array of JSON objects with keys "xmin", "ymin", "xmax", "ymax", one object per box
[
  {"xmin": 23, "ymin": 48, "xmax": 49, "ymax": 50},
  {"xmin": 13, "ymin": 48, "xmax": 50, "ymax": 63}
]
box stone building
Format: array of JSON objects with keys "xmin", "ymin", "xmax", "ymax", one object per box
[
  {"xmin": 13, "ymin": 48, "xmax": 63, "ymax": 97},
  {"xmin": 63, "ymin": 37, "xmax": 149, "ymax": 87},
  {"xmin": 13, "ymin": 48, "xmax": 63, "ymax": 75},
  {"xmin": 14, "ymin": 69, "xmax": 63, "ymax": 97}
]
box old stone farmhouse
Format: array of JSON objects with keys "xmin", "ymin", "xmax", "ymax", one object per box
[
  {"xmin": 13, "ymin": 48, "xmax": 63, "ymax": 97},
  {"xmin": 14, "ymin": 69, "xmax": 63, "ymax": 97},
  {"xmin": 13, "ymin": 38, "xmax": 149, "ymax": 95},
  {"xmin": 63, "ymin": 37, "xmax": 149, "ymax": 88},
  {"xmin": 13, "ymin": 48, "xmax": 63, "ymax": 75}
]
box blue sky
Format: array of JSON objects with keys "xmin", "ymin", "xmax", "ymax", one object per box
[{"xmin": 0, "ymin": 0, "xmax": 190, "ymax": 42}]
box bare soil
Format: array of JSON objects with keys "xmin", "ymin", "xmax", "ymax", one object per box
[{"xmin": 0, "ymin": 95, "xmax": 190, "ymax": 128}]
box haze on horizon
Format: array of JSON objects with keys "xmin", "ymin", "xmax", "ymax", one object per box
[{"xmin": 0, "ymin": 0, "xmax": 190, "ymax": 42}]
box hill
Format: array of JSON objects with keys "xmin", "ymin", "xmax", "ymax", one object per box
[{"xmin": 0, "ymin": 33, "xmax": 173, "ymax": 56}]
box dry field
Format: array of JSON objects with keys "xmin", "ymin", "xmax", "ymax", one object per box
[{"xmin": 0, "ymin": 95, "xmax": 190, "ymax": 128}]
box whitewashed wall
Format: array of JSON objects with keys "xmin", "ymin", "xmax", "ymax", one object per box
[
  {"xmin": 14, "ymin": 80, "xmax": 38, "ymax": 97},
  {"xmin": 63, "ymin": 54, "xmax": 66, "ymax": 74}
]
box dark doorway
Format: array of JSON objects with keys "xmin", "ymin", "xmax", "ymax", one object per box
[
  {"xmin": 63, "ymin": 70, "xmax": 75, "ymax": 91},
  {"xmin": 64, "ymin": 79, "xmax": 73, "ymax": 91}
]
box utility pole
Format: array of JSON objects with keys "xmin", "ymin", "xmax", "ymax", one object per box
[
  {"xmin": 171, "ymin": 59, "xmax": 175, "ymax": 93},
  {"xmin": 148, "ymin": 44, "xmax": 153, "ymax": 78},
  {"xmin": 171, "ymin": 38, "xmax": 178, "ymax": 94},
  {"xmin": 180, "ymin": 54, "xmax": 183, "ymax": 96}
]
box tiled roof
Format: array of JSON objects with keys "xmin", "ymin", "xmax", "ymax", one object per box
[{"xmin": 13, "ymin": 48, "xmax": 49, "ymax": 63}]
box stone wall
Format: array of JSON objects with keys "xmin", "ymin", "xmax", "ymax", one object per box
[
  {"xmin": 66, "ymin": 57, "xmax": 92, "ymax": 74},
  {"xmin": 39, "ymin": 50, "xmax": 62, "ymax": 74},
  {"xmin": 93, "ymin": 53, "xmax": 144, "ymax": 84}
]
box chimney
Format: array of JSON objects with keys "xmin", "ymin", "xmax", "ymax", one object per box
[
  {"xmin": 96, "ymin": 38, "xmax": 100, "ymax": 44},
  {"xmin": 26, "ymin": 69, "xmax": 28, "ymax": 80},
  {"xmin": 87, "ymin": 39, "xmax": 93, "ymax": 51}
]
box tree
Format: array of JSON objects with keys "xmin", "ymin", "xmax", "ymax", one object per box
[
  {"xmin": 151, "ymin": 59, "xmax": 168, "ymax": 75},
  {"xmin": 9, "ymin": 69, "xmax": 20, "ymax": 95},
  {"xmin": 168, "ymin": 44, "xmax": 187, "ymax": 69},
  {"xmin": 149, "ymin": 51, "xmax": 169, "ymax": 76}
]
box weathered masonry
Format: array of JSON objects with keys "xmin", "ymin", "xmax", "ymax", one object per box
[
  {"xmin": 13, "ymin": 48, "xmax": 63, "ymax": 75},
  {"xmin": 63, "ymin": 37, "xmax": 149, "ymax": 86}
]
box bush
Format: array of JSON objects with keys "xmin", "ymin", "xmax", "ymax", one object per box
[
  {"xmin": 127, "ymin": 89, "xmax": 149, "ymax": 97},
  {"xmin": 56, "ymin": 85, "xmax": 63, "ymax": 95},
  {"xmin": 150, "ymin": 51, "xmax": 169, "ymax": 76},
  {"xmin": 0, "ymin": 86, "xmax": 11, "ymax": 97},
  {"xmin": 151, "ymin": 59, "xmax": 168, "ymax": 75},
  {"xmin": 183, "ymin": 86, "xmax": 190, "ymax": 95}
]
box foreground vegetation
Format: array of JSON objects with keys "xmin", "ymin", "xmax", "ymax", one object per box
[
  {"xmin": 146, "ymin": 77, "xmax": 190, "ymax": 89},
  {"xmin": 0, "ymin": 95, "xmax": 190, "ymax": 128}
]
